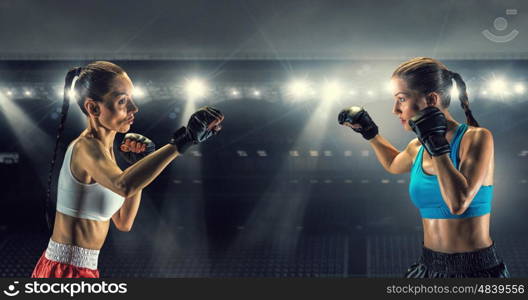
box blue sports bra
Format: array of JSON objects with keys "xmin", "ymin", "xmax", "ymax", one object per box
[{"xmin": 408, "ymin": 124, "xmax": 493, "ymax": 219}]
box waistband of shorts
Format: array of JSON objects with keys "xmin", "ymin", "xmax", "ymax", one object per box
[
  {"xmin": 420, "ymin": 242, "xmax": 502, "ymax": 274},
  {"xmin": 45, "ymin": 239, "xmax": 99, "ymax": 270}
]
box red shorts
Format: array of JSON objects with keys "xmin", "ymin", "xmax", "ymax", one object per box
[{"xmin": 31, "ymin": 239, "xmax": 100, "ymax": 278}]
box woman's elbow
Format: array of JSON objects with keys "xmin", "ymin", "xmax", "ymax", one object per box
[
  {"xmin": 385, "ymin": 167, "xmax": 397, "ymax": 174},
  {"xmin": 114, "ymin": 219, "xmax": 133, "ymax": 232},
  {"xmin": 119, "ymin": 184, "xmax": 137, "ymax": 199},
  {"xmin": 449, "ymin": 198, "xmax": 470, "ymax": 215},
  {"xmin": 386, "ymin": 162, "xmax": 409, "ymax": 174},
  {"xmin": 449, "ymin": 206, "xmax": 466, "ymax": 215},
  {"xmin": 115, "ymin": 176, "xmax": 136, "ymax": 198},
  {"xmin": 117, "ymin": 224, "xmax": 133, "ymax": 232},
  {"xmin": 386, "ymin": 167, "xmax": 407, "ymax": 175}
]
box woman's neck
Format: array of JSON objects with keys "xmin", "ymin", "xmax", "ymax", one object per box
[
  {"xmin": 442, "ymin": 110, "xmax": 459, "ymax": 131},
  {"xmin": 82, "ymin": 122, "xmax": 116, "ymax": 152}
]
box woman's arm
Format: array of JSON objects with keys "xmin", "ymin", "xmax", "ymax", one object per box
[
  {"xmin": 112, "ymin": 190, "xmax": 142, "ymax": 232},
  {"xmin": 338, "ymin": 106, "xmax": 416, "ymax": 174},
  {"xmin": 77, "ymin": 139, "xmax": 180, "ymax": 198},
  {"xmin": 118, "ymin": 144, "xmax": 181, "ymax": 197},
  {"xmin": 369, "ymin": 135, "xmax": 418, "ymax": 174},
  {"xmin": 433, "ymin": 128, "xmax": 494, "ymax": 215},
  {"xmin": 78, "ymin": 107, "xmax": 223, "ymax": 198}
]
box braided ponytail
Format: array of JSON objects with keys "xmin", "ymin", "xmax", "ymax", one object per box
[
  {"xmin": 45, "ymin": 67, "xmax": 82, "ymax": 232},
  {"xmin": 450, "ymin": 72, "xmax": 479, "ymax": 127}
]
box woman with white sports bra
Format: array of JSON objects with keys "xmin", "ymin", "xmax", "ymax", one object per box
[{"xmin": 31, "ymin": 61, "xmax": 224, "ymax": 278}]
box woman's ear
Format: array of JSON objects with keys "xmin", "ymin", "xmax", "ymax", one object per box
[
  {"xmin": 425, "ymin": 92, "xmax": 441, "ymax": 107},
  {"xmin": 84, "ymin": 98, "xmax": 100, "ymax": 117}
]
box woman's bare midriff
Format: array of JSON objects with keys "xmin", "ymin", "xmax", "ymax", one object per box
[
  {"xmin": 51, "ymin": 212, "xmax": 110, "ymax": 250},
  {"xmin": 51, "ymin": 136, "xmax": 115, "ymax": 250},
  {"xmin": 422, "ymin": 215, "xmax": 492, "ymax": 253}
]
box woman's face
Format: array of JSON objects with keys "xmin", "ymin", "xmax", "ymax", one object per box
[
  {"xmin": 390, "ymin": 77, "xmax": 428, "ymax": 131},
  {"xmin": 96, "ymin": 74, "xmax": 138, "ymax": 134}
]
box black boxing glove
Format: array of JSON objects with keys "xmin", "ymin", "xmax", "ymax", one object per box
[
  {"xmin": 408, "ymin": 106, "xmax": 450, "ymax": 157},
  {"xmin": 119, "ymin": 133, "xmax": 156, "ymax": 164},
  {"xmin": 338, "ymin": 106, "xmax": 379, "ymax": 140},
  {"xmin": 170, "ymin": 106, "xmax": 224, "ymax": 154}
]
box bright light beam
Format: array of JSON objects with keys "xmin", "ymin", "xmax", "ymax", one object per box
[
  {"xmin": 321, "ymin": 80, "xmax": 343, "ymax": 102},
  {"xmin": 185, "ymin": 78, "xmax": 208, "ymax": 100},
  {"xmin": 514, "ymin": 83, "xmax": 525, "ymax": 94},
  {"xmin": 489, "ymin": 78, "xmax": 507, "ymax": 96},
  {"xmin": 286, "ymin": 79, "xmax": 311, "ymax": 100}
]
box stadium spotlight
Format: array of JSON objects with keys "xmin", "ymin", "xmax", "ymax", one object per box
[
  {"xmin": 489, "ymin": 79, "xmax": 507, "ymax": 95},
  {"xmin": 321, "ymin": 80, "xmax": 343, "ymax": 101},
  {"xmin": 287, "ymin": 79, "xmax": 310, "ymax": 99},
  {"xmin": 185, "ymin": 78, "xmax": 208, "ymax": 99},
  {"xmin": 514, "ymin": 83, "xmax": 525, "ymax": 94},
  {"xmin": 230, "ymin": 88, "xmax": 239, "ymax": 96}
]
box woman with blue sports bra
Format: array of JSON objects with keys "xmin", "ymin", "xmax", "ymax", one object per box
[{"xmin": 338, "ymin": 57, "xmax": 509, "ymax": 278}]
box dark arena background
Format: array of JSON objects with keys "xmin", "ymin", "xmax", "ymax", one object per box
[{"xmin": 0, "ymin": 0, "xmax": 527, "ymax": 278}]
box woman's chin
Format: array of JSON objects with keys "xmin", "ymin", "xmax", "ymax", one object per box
[{"xmin": 118, "ymin": 125, "xmax": 131, "ymax": 133}]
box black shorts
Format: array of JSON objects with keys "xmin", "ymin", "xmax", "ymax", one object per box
[{"xmin": 405, "ymin": 243, "xmax": 510, "ymax": 278}]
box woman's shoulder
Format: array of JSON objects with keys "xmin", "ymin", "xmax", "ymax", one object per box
[
  {"xmin": 69, "ymin": 137, "xmax": 97, "ymax": 184},
  {"xmin": 407, "ymin": 137, "xmax": 422, "ymax": 165},
  {"xmin": 72, "ymin": 135, "xmax": 107, "ymax": 160},
  {"xmin": 75, "ymin": 135, "xmax": 105, "ymax": 150},
  {"xmin": 75, "ymin": 135, "xmax": 116, "ymax": 163},
  {"xmin": 460, "ymin": 126, "xmax": 494, "ymax": 157},
  {"xmin": 462, "ymin": 126, "xmax": 493, "ymax": 143},
  {"xmin": 407, "ymin": 137, "xmax": 422, "ymax": 153}
]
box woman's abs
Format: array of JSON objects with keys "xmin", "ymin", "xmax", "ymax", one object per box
[
  {"xmin": 422, "ymin": 214, "xmax": 492, "ymax": 253},
  {"xmin": 51, "ymin": 212, "xmax": 110, "ymax": 250}
]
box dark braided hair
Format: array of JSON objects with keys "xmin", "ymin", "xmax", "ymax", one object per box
[
  {"xmin": 450, "ymin": 71, "xmax": 479, "ymax": 127},
  {"xmin": 45, "ymin": 61, "xmax": 125, "ymax": 232},
  {"xmin": 392, "ymin": 57, "xmax": 479, "ymax": 127}
]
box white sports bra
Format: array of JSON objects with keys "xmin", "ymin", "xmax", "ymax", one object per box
[{"xmin": 56, "ymin": 139, "xmax": 124, "ymax": 221}]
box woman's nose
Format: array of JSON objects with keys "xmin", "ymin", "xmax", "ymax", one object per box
[
  {"xmin": 392, "ymin": 101, "xmax": 400, "ymax": 115},
  {"xmin": 128, "ymin": 99, "xmax": 139, "ymax": 113}
]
